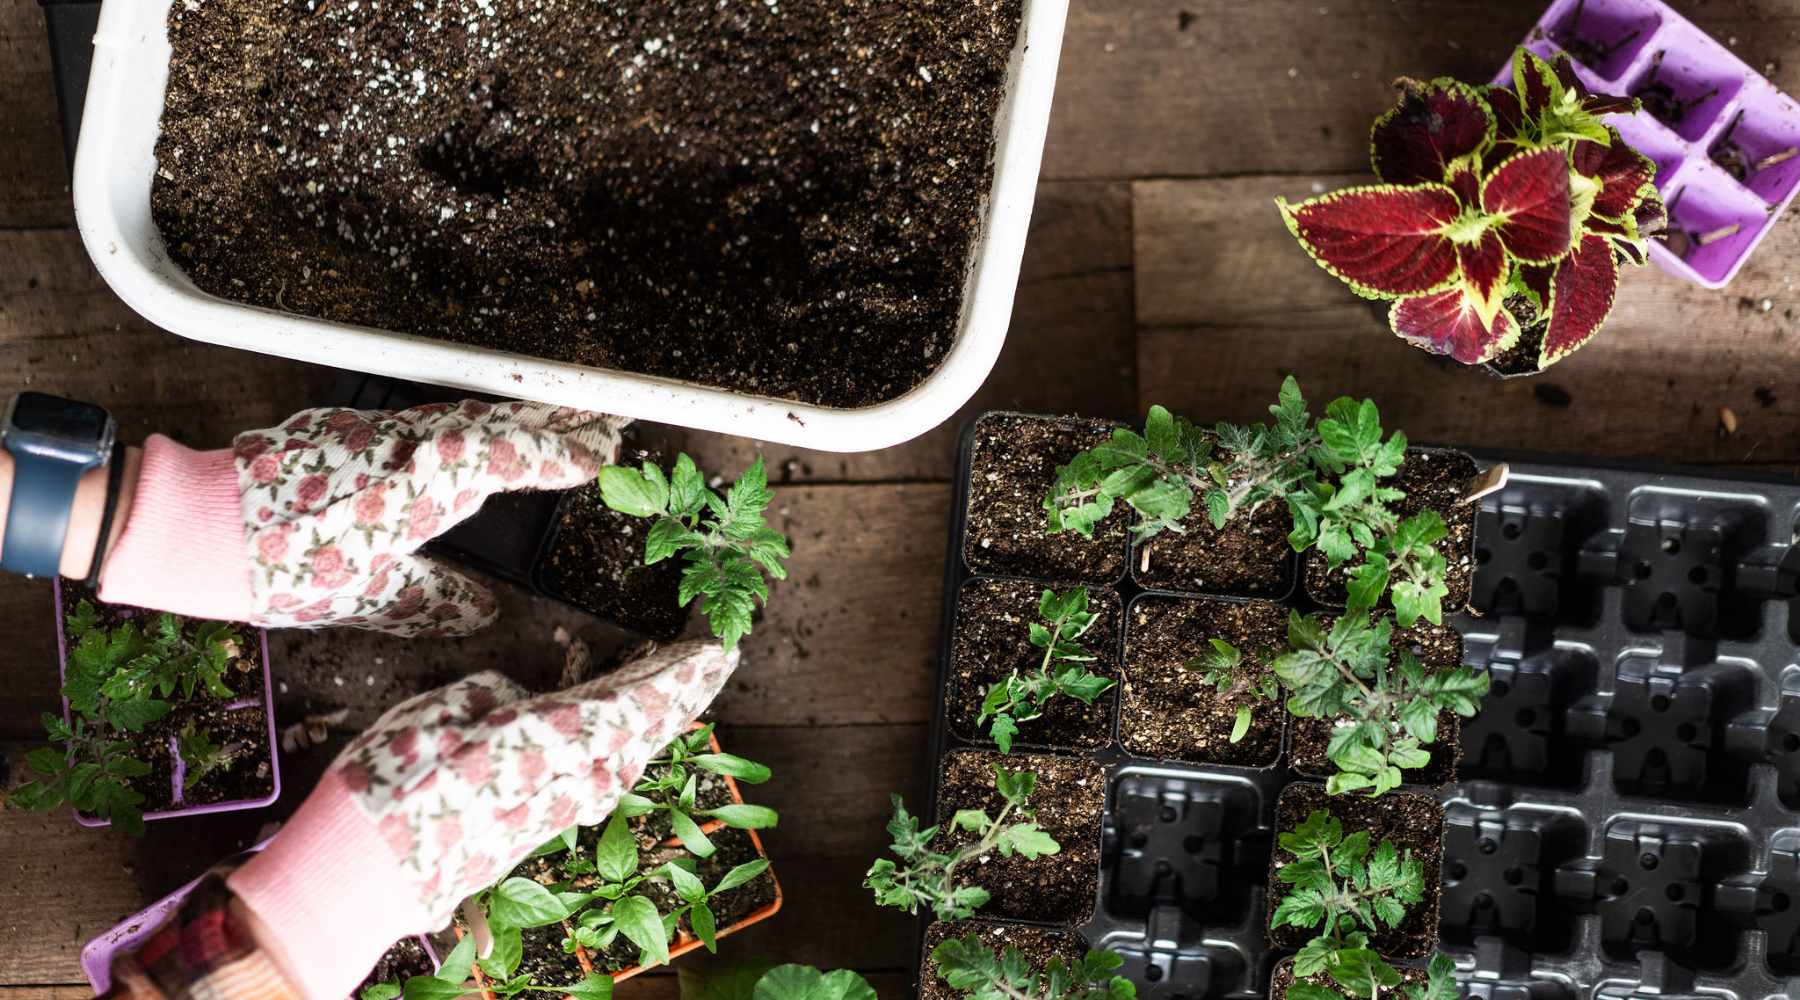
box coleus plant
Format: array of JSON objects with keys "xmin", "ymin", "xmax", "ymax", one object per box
[
  {"xmin": 1270, "ymin": 810, "xmax": 1438, "ymax": 1000},
  {"xmin": 600, "ymin": 454, "xmax": 792, "ymax": 652},
  {"xmin": 977, "ymin": 587, "xmax": 1115, "ymax": 754},
  {"xmin": 866, "ymin": 765, "xmax": 1060, "ymax": 921},
  {"xmin": 1279, "ymin": 47, "xmax": 1666, "ymax": 371}
]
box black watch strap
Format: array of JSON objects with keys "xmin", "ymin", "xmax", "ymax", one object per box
[{"xmin": 1, "ymin": 457, "xmax": 87, "ymax": 578}]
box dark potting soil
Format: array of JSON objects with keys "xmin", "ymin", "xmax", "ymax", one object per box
[
  {"xmin": 357, "ymin": 937, "xmax": 436, "ymax": 996},
  {"xmin": 1289, "ymin": 618, "xmax": 1465, "ymax": 788},
  {"xmin": 932, "ymin": 749, "xmax": 1104, "ymax": 925},
  {"xmin": 57, "ymin": 586, "xmax": 274, "ymax": 813},
  {"xmin": 1303, "ymin": 449, "xmax": 1479, "ymax": 612},
  {"xmin": 1268, "ymin": 783, "xmax": 1445, "ymax": 960},
  {"xmin": 151, "ymin": 0, "xmax": 1024, "ymax": 408},
  {"xmin": 964, "ymin": 414, "xmax": 1130, "ymax": 583},
  {"xmin": 626, "ymin": 765, "xmax": 733, "ymax": 850},
  {"xmin": 1269, "ymin": 960, "xmax": 1431, "ymax": 1000},
  {"xmin": 510, "ymin": 825, "xmax": 776, "ymax": 984},
  {"xmin": 947, "ymin": 579, "xmax": 1122, "ymax": 752},
  {"xmin": 539, "ymin": 480, "xmax": 687, "ymax": 641},
  {"xmin": 1135, "ymin": 463, "xmax": 1295, "ymax": 598},
  {"xmin": 1488, "ymin": 322, "xmax": 1549, "ymax": 376},
  {"xmin": 920, "ymin": 920, "xmax": 1086, "ymax": 1000},
  {"xmin": 1120, "ymin": 596, "xmax": 1286, "ymax": 767}
]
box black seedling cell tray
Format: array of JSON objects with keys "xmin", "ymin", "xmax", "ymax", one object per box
[{"xmin": 922, "ymin": 412, "xmax": 1800, "ymax": 1000}]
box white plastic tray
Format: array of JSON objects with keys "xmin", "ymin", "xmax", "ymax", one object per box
[{"xmin": 72, "ymin": 0, "xmax": 1069, "ymax": 452}]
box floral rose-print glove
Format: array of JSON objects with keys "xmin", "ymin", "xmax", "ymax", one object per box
[
  {"xmin": 225, "ymin": 640, "xmax": 738, "ymax": 1000},
  {"xmin": 97, "ymin": 400, "xmax": 626, "ymax": 637}
]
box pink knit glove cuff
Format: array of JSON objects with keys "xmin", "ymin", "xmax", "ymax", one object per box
[
  {"xmin": 98, "ymin": 435, "xmax": 255, "ymax": 621},
  {"xmin": 228, "ymin": 641, "xmax": 739, "ymax": 1000}
]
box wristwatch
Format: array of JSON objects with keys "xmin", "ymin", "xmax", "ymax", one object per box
[{"xmin": 1, "ymin": 392, "xmax": 117, "ymax": 579}]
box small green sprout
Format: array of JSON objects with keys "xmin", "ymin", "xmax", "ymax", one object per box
[{"xmin": 978, "ymin": 587, "xmax": 1115, "ymax": 754}]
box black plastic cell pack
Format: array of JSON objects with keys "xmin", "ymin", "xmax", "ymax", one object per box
[{"xmin": 922, "ymin": 412, "xmax": 1800, "ymax": 1000}]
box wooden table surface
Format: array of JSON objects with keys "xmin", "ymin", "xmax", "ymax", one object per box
[{"xmin": 2, "ymin": 0, "xmax": 1797, "ymax": 995}]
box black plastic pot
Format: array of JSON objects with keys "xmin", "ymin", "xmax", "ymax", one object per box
[
  {"xmin": 38, "ymin": 0, "xmax": 97, "ymax": 169},
  {"xmin": 923, "ymin": 410, "xmax": 1800, "ymax": 1000}
]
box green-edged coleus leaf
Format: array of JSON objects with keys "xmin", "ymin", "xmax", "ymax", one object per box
[
  {"xmin": 1482, "ymin": 147, "xmax": 1574, "ymax": 264},
  {"xmin": 1389, "ymin": 288, "xmax": 1520, "ymax": 364},
  {"xmin": 1277, "ymin": 185, "xmax": 1463, "ymax": 299},
  {"xmin": 1549, "ymin": 51, "xmax": 1640, "ymax": 117},
  {"xmin": 1369, "ymin": 78, "xmax": 1496, "ymax": 185},
  {"xmin": 1539, "ymin": 233, "xmax": 1621, "ymax": 369},
  {"xmin": 1573, "ymin": 129, "xmax": 1657, "ymax": 221}
]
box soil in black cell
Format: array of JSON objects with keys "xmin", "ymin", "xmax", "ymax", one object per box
[
  {"xmin": 357, "ymin": 937, "xmax": 436, "ymax": 996},
  {"xmin": 920, "ymin": 920, "xmax": 1087, "ymax": 1000},
  {"xmin": 57, "ymin": 586, "xmax": 274, "ymax": 813},
  {"xmin": 965, "ymin": 414, "xmax": 1129, "ymax": 583},
  {"xmin": 1304, "ymin": 450, "xmax": 1479, "ymax": 612},
  {"xmin": 538, "ymin": 481, "xmax": 687, "ymax": 640},
  {"xmin": 1290, "ymin": 618, "xmax": 1465, "ymax": 789},
  {"xmin": 933, "ymin": 750, "xmax": 1105, "ymax": 925},
  {"xmin": 948, "ymin": 579, "xmax": 1122, "ymax": 751},
  {"xmin": 1269, "ymin": 959, "xmax": 1431, "ymax": 1000},
  {"xmin": 152, "ymin": 0, "xmax": 1024, "ymax": 408},
  {"xmin": 509, "ymin": 825, "xmax": 777, "ymax": 983},
  {"xmin": 1268, "ymin": 784, "xmax": 1445, "ymax": 960},
  {"xmin": 1119, "ymin": 596, "xmax": 1286, "ymax": 767},
  {"xmin": 1136, "ymin": 463, "xmax": 1296, "ymax": 598}
]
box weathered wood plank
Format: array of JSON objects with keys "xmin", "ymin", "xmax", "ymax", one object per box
[
  {"xmin": 0, "ymin": 801, "xmax": 162, "ymax": 985},
  {"xmin": 0, "ymin": 0, "xmax": 72, "ymax": 228},
  {"xmin": 1043, "ymin": 0, "xmax": 1800, "ymax": 181},
  {"xmin": 0, "ymin": 229, "xmax": 340, "ymax": 439},
  {"xmin": 0, "ymin": 724, "xmax": 928, "ymax": 985},
  {"xmin": 653, "ymin": 180, "xmax": 1138, "ymax": 482},
  {"xmin": 1133, "ymin": 176, "xmax": 1800, "ymax": 467}
]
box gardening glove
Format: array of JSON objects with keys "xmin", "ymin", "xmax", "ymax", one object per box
[
  {"xmin": 224, "ymin": 639, "xmax": 739, "ymax": 1000},
  {"xmin": 96, "ymin": 400, "xmax": 628, "ymax": 637}
]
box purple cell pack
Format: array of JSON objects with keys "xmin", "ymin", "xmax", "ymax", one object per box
[
  {"xmin": 52, "ymin": 579, "xmax": 282, "ymax": 827},
  {"xmin": 1502, "ymin": 0, "xmax": 1800, "ymax": 288}
]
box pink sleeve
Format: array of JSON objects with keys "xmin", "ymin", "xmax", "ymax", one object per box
[
  {"xmin": 98, "ymin": 435, "xmax": 255, "ymax": 622},
  {"xmin": 227, "ymin": 772, "xmax": 416, "ymax": 1000}
]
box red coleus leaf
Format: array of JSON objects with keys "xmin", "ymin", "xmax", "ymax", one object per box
[
  {"xmin": 1390, "ymin": 288, "xmax": 1520, "ymax": 365},
  {"xmin": 1457, "ymin": 229, "xmax": 1509, "ymax": 326},
  {"xmin": 1482, "ymin": 148, "xmax": 1574, "ymax": 263},
  {"xmin": 1541, "ymin": 233, "xmax": 1620, "ymax": 368},
  {"xmin": 1633, "ymin": 185, "xmax": 1668, "ymax": 237},
  {"xmin": 1485, "ymin": 85, "xmax": 1525, "ymax": 138},
  {"xmin": 1447, "ymin": 166, "xmax": 1481, "ymax": 207},
  {"xmin": 1278, "ymin": 185, "xmax": 1462, "ymax": 298},
  {"xmin": 1370, "ymin": 78, "xmax": 1496, "ymax": 185},
  {"xmin": 1572, "ymin": 130, "xmax": 1656, "ymax": 219},
  {"xmin": 1513, "ymin": 48, "xmax": 1560, "ymax": 119},
  {"xmin": 1551, "ymin": 54, "xmax": 1640, "ymax": 115},
  {"xmin": 1519, "ymin": 262, "xmax": 1555, "ymax": 314}
]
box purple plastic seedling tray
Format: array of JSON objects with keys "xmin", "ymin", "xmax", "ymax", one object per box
[
  {"xmin": 1501, "ymin": 0, "xmax": 1800, "ymax": 288},
  {"xmin": 78, "ymin": 836, "xmax": 439, "ymax": 995},
  {"xmin": 51, "ymin": 579, "xmax": 281, "ymax": 827}
]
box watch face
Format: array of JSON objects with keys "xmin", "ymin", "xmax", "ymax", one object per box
[{"xmin": 9, "ymin": 392, "xmax": 111, "ymax": 444}]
